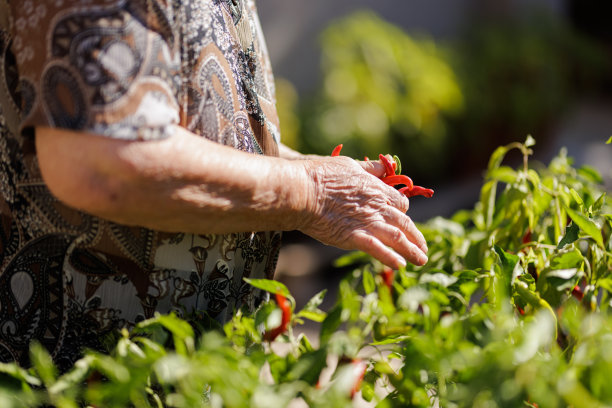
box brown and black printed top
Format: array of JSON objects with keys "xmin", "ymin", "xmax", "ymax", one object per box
[{"xmin": 0, "ymin": 0, "xmax": 281, "ymax": 370}]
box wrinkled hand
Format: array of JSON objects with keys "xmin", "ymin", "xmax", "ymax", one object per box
[{"xmin": 298, "ymin": 156, "xmax": 428, "ymax": 269}]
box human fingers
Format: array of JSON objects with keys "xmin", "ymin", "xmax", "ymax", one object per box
[
  {"xmin": 358, "ymin": 159, "xmax": 386, "ymax": 178},
  {"xmin": 369, "ymin": 221, "xmax": 428, "ymax": 266},
  {"xmin": 384, "ymin": 206, "xmax": 427, "ymax": 254},
  {"xmin": 351, "ymin": 231, "xmax": 408, "ymax": 270},
  {"xmin": 358, "ymin": 154, "xmax": 395, "ymax": 177}
]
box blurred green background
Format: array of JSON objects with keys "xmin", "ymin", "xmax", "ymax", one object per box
[{"xmin": 265, "ymin": 2, "xmax": 610, "ymax": 190}]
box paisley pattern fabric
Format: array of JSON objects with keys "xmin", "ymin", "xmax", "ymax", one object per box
[{"xmin": 0, "ymin": 0, "xmax": 281, "ymax": 370}]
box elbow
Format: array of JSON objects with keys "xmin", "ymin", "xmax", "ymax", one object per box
[
  {"xmin": 35, "ymin": 127, "xmax": 143, "ymax": 222},
  {"xmin": 42, "ymin": 159, "xmax": 134, "ymax": 221}
]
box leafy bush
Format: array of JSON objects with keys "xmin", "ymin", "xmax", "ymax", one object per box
[
  {"xmin": 298, "ymin": 11, "xmax": 463, "ymax": 182},
  {"xmin": 1, "ymin": 137, "xmax": 611, "ymax": 407}
]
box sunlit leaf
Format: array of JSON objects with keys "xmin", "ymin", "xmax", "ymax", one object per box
[
  {"xmin": 363, "ymin": 269, "xmax": 376, "ymax": 294},
  {"xmin": 557, "ymin": 222, "xmax": 580, "ymax": 249},
  {"xmin": 29, "ymin": 343, "xmax": 57, "ymax": 386},
  {"xmin": 488, "ymin": 166, "xmax": 518, "ymax": 184},
  {"xmin": 578, "ymin": 165, "xmax": 603, "ymax": 184},
  {"xmin": 569, "ymin": 188, "xmax": 584, "ymax": 208},
  {"xmin": 565, "ymin": 206, "xmax": 605, "ymax": 248},
  {"xmin": 244, "ymin": 278, "xmax": 290, "ymax": 297},
  {"xmin": 488, "ymin": 146, "xmax": 509, "ymax": 172}
]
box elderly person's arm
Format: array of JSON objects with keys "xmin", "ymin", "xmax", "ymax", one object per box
[{"xmin": 36, "ymin": 125, "xmax": 428, "ymax": 269}]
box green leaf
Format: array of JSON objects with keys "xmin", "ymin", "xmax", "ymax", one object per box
[
  {"xmin": 301, "ymin": 289, "xmax": 327, "ymax": 312},
  {"xmin": 488, "ymin": 166, "xmax": 518, "ymax": 184},
  {"xmin": 593, "ymin": 192, "xmax": 607, "ymax": 212},
  {"xmin": 565, "ymin": 206, "xmax": 605, "ymax": 248},
  {"xmin": 153, "ymin": 313, "xmax": 195, "ymax": 341},
  {"xmin": 320, "ymin": 306, "xmax": 343, "ymax": 345},
  {"xmin": 569, "ymin": 188, "xmax": 584, "ymax": 208},
  {"xmin": 488, "ymin": 146, "xmax": 509, "ymax": 172},
  {"xmin": 480, "ymin": 180, "xmax": 498, "ymax": 230},
  {"xmin": 551, "ymin": 248, "xmax": 584, "ymax": 270},
  {"xmin": 419, "ymin": 273, "xmax": 458, "ymax": 288},
  {"xmin": 0, "ymin": 363, "xmax": 41, "ymax": 386},
  {"xmin": 333, "ymin": 251, "xmax": 371, "ymax": 267},
  {"xmin": 557, "ymin": 222, "xmax": 580, "ymax": 249},
  {"xmin": 393, "ymin": 154, "xmax": 402, "ymax": 175},
  {"xmin": 244, "ymin": 278, "xmax": 290, "ymax": 297},
  {"xmin": 527, "ymin": 169, "xmax": 541, "ymax": 188},
  {"xmin": 49, "ymin": 355, "xmax": 94, "ymax": 395},
  {"xmin": 286, "ymin": 349, "xmax": 327, "ymax": 385},
  {"xmin": 29, "ymin": 342, "xmax": 57, "ymax": 386},
  {"xmin": 494, "ymin": 245, "xmax": 520, "ymax": 280},
  {"xmin": 540, "ymin": 268, "xmax": 580, "ymax": 291},
  {"xmin": 296, "ymin": 310, "xmax": 326, "ymax": 323},
  {"xmin": 606, "ymin": 136, "xmax": 612, "ymax": 144},
  {"xmin": 363, "ymin": 269, "xmax": 376, "ymax": 294},
  {"xmin": 577, "ymin": 165, "xmax": 603, "ymax": 184},
  {"xmin": 296, "ymin": 290, "xmax": 328, "ymax": 322},
  {"xmin": 597, "ymin": 277, "xmax": 612, "ymax": 293}
]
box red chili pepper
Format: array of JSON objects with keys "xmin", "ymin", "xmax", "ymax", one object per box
[
  {"xmin": 399, "ymin": 185, "xmax": 434, "ymax": 198},
  {"xmin": 381, "ymin": 267, "xmax": 394, "ymax": 289},
  {"xmin": 350, "ymin": 359, "xmax": 367, "ymax": 399},
  {"xmin": 378, "ymin": 154, "xmax": 396, "ymax": 177},
  {"xmin": 381, "ymin": 175, "xmax": 414, "ymax": 189},
  {"xmin": 264, "ymin": 292, "xmax": 292, "ymax": 341},
  {"xmin": 363, "ymin": 156, "xmax": 369, "ymax": 161},
  {"xmin": 331, "ymin": 144, "xmax": 343, "ymax": 157},
  {"xmin": 571, "ymin": 285, "xmax": 584, "ymax": 301},
  {"xmin": 522, "ymin": 229, "xmax": 532, "ymax": 245},
  {"xmin": 517, "ymin": 306, "xmax": 526, "ymax": 316}
]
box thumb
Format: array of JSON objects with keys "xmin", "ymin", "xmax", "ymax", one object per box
[{"xmin": 358, "ymin": 158, "xmax": 387, "ymax": 178}]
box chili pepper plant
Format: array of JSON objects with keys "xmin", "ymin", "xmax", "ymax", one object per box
[{"xmin": 1, "ymin": 136, "xmax": 611, "ymax": 408}]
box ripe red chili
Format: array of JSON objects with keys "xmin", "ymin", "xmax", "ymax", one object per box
[
  {"xmin": 264, "ymin": 292, "xmax": 292, "ymax": 341},
  {"xmin": 331, "ymin": 144, "xmax": 343, "ymax": 157},
  {"xmin": 571, "ymin": 285, "xmax": 584, "ymax": 302},
  {"xmin": 330, "ymin": 144, "xmax": 434, "ymax": 199},
  {"xmin": 350, "ymin": 359, "xmax": 367, "ymax": 399},
  {"xmin": 522, "ymin": 229, "xmax": 532, "ymax": 245},
  {"xmin": 381, "ymin": 267, "xmax": 394, "ymax": 290},
  {"xmin": 378, "ymin": 154, "xmax": 396, "ymax": 177},
  {"xmin": 399, "ymin": 185, "xmax": 434, "ymax": 198},
  {"xmin": 381, "ymin": 175, "xmax": 414, "ymax": 190}
]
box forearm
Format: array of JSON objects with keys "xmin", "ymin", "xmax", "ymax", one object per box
[
  {"xmin": 36, "ymin": 126, "xmax": 313, "ymax": 234},
  {"xmin": 37, "ymin": 125, "xmax": 428, "ymax": 268}
]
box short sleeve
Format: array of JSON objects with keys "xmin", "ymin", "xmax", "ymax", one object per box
[{"xmin": 10, "ymin": 1, "xmax": 181, "ymax": 141}]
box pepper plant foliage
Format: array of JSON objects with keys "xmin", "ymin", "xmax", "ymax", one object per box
[{"xmin": 1, "ymin": 138, "xmax": 611, "ymax": 407}]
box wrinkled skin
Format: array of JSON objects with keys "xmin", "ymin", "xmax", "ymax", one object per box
[
  {"xmin": 37, "ymin": 125, "xmax": 427, "ymax": 270},
  {"xmin": 299, "ymin": 156, "xmax": 428, "ymax": 269}
]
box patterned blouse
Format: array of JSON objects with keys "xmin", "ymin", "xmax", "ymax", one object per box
[{"xmin": 0, "ymin": 0, "xmax": 281, "ymax": 370}]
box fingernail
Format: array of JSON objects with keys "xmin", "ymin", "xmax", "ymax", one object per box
[
  {"xmin": 418, "ymin": 253, "xmax": 428, "ymax": 265},
  {"xmin": 397, "ymin": 256, "xmax": 407, "ymax": 267}
]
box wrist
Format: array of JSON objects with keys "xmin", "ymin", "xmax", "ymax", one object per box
[{"xmin": 280, "ymin": 159, "xmax": 320, "ymax": 231}]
